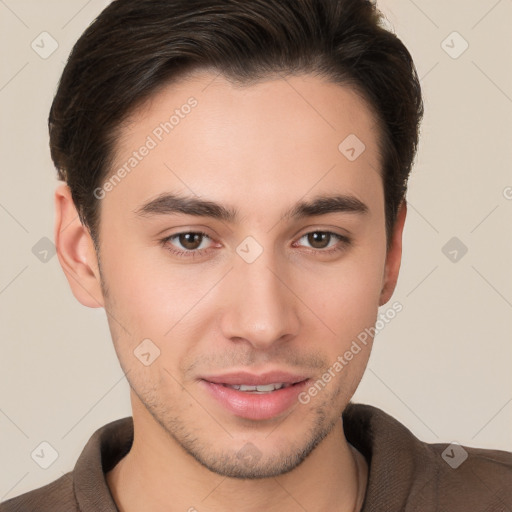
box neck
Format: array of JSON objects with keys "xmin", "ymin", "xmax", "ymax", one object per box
[{"xmin": 107, "ymin": 397, "xmax": 368, "ymax": 512}]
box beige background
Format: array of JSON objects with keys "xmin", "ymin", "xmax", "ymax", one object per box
[{"xmin": 1, "ymin": 0, "xmax": 511, "ymax": 500}]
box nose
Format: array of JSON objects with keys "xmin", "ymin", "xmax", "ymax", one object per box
[{"xmin": 219, "ymin": 250, "xmax": 300, "ymax": 351}]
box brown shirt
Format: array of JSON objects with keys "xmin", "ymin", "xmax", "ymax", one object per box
[{"xmin": 2, "ymin": 403, "xmax": 511, "ymax": 511}]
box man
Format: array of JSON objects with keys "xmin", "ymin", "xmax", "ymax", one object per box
[{"xmin": 2, "ymin": 0, "xmax": 511, "ymax": 511}]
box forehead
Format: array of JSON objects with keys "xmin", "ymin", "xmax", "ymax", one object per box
[{"xmin": 105, "ymin": 71, "xmax": 383, "ymax": 218}]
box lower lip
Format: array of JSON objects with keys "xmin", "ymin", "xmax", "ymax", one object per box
[{"xmin": 200, "ymin": 380, "xmax": 309, "ymax": 421}]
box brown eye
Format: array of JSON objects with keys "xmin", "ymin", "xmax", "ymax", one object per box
[
  {"xmin": 162, "ymin": 231, "xmax": 213, "ymax": 257},
  {"xmin": 177, "ymin": 232, "xmax": 205, "ymax": 250},
  {"xmin": 306, "ymin": 232, "xmax": 332, "ymax": 249},
  {"xmin": 294, "ymin": 231, "xmax": 351, "ymax": 256}
]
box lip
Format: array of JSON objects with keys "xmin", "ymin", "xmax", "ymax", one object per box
[
  {"xmin": 200, "ymin": 371, "xmax": 310, "ymax": 421},
  {"xmin": 202, "ymin": 371, "xmax": 309, "ymax": 386}
]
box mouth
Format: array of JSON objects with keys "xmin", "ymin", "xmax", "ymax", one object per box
[
  {"xmin": 221, "ymin": 382, "xmax": 295, "ymax": 393},
  {"xmin": 199, "ymin": 371, "xmax": 310, "ymax": 420}
]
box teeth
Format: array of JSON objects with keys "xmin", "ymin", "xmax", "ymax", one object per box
[{"xmin": 226, "ymin": 383, "xmax": 291, "ymax": 393}]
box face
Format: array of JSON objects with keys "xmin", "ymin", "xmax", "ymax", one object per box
[{"xmin": 66, "ymin": 72, "xmax": 403, "ymax": 478}]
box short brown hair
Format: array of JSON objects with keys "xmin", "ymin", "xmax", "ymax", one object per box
[{"xmin": 49, "ymin": 0, "xmax": 423, "ymax": 248}]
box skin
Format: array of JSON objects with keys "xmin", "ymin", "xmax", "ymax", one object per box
[{"xmin": 54, "ymin": 71, "xmax": 406, "ymax": 512}]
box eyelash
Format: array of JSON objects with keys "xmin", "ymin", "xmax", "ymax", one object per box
[{"xmin": 160, "ymin": 230, "xmax": 351, "ymax": 259}]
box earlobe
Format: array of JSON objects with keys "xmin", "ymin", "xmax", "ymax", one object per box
[
  {"xmin": 379, "ymin": 201, "xmax": 407, "ymax": 306},
  {"xmin": 54, "ymin": 183, "xmax": 105, "ymax": 308}
]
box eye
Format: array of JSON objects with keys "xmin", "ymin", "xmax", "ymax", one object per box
[
  {"xmin": 161, "ymin": 231, "xmax": 214, "ymax": 258},
  {"xmin": 294, "ymin": 231, "xmax": 351, "ymax": 255},
  {"xmin": 160, "ymin": 229, "xmax": 351, "ymax": 259}
]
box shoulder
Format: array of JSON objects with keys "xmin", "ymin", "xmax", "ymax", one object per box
[
  {"xmin": 0, "ymin": 472, "xmax": 77, "ymax": 512},
  {"xmin": 427, "ymin": 442, "xmax": 512, "ymax": 507},
  {"xmin": 0, "ymin": 416, "xmax": 132, "ymax": 512},
  {"xmin": 343, "ymin": 403, "xmax": 512, "ymax": 510}
]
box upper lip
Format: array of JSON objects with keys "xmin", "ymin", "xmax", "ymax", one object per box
[{"xmin": 201, "ymin": 371, "xmax": 309, "ymax": 386}]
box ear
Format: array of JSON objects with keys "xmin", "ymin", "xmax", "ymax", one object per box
[
  {"xmin": 54, "ymin": 183, "xmax": 105, "ymax": 308},
  {"xmin": 379, "ymin": 201, "xmax": 407, "ymax": 306}
]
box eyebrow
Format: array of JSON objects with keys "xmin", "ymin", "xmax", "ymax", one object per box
[{"xmin": 133, "ymin": 192, "xmax": 369, "ymax": 223}]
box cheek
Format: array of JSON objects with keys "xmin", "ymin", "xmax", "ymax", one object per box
[
  {"xmin": 100, "ymin": 238, "xmax": 205, "ymax": 335},
  {"xmin": 311, "ymin": 247, "xmax": 386, "ymax": 331},
  {"xmin": 307, "ymin": 254, "xmax": 385, "ymax": 397}
]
